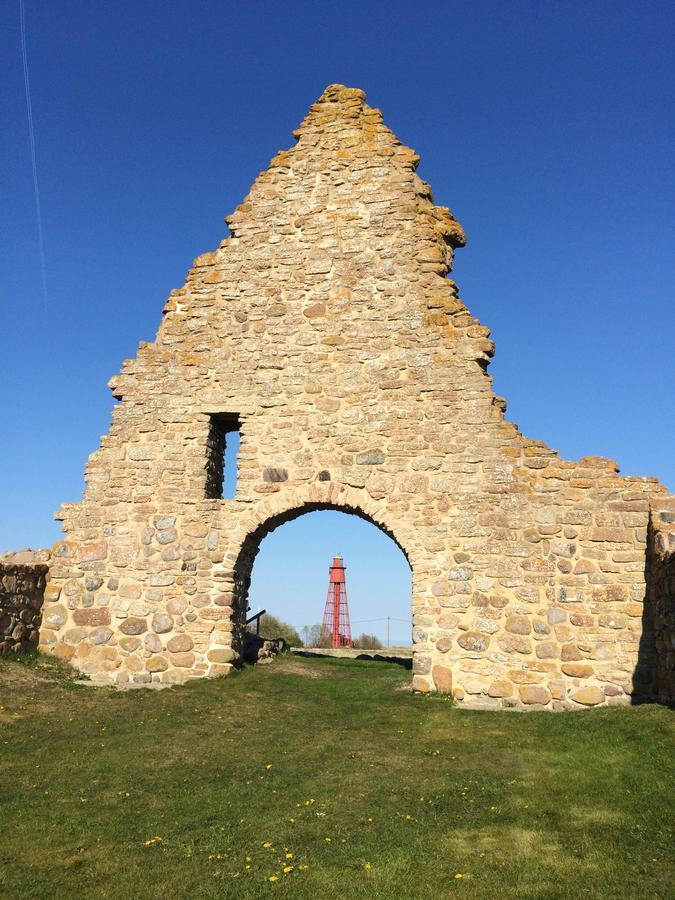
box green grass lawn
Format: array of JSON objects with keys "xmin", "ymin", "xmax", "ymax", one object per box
[{"xmin": 0, "ymin": 653, "xmax": 672, "ymax": 899}]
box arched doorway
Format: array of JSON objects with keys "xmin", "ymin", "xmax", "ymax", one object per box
[{"xmin": 228, "ymin": 503, "xmax": 412, "ymax": 660}]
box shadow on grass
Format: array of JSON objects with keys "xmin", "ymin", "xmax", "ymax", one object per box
[{"xmin": 292, "ymin": 648, "xmax": 412, "ymax": 669}]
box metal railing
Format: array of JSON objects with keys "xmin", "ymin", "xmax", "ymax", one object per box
[{"xmin": 245, "ymin": 609, "xmax": 267, "ymax": 635}]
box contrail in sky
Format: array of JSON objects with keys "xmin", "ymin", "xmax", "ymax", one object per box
[{"xmin": 19, "ymin": 0, "xmax": 48, "ymax": 324}]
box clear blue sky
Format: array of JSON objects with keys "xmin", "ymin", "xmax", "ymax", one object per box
[{"xmin": 2, "ymin": 2, "xmax": 673, "ymax": 640}]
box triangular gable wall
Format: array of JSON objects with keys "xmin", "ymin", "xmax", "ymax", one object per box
[{"xmin": 44, "ymin": 85, "xmax": 671, "ymax": 708}]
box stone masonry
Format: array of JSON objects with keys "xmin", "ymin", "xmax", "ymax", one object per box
[
  {"xmin": 0, "ymin": 552, "xmax": 50, "ymax": 655},
  {"xmin": 646, "ymin": 500, "xmax": 675, "ymax": 705},
  {"xmin": 40, "ymin": 85, "xmax": 673, "ymax": 708}
]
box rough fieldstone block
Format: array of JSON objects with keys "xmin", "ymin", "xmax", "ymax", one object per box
[
  {"xmin": 170, "ymin": 652, "xmax": 196, "ymax": 668},
  {"xmin": 520, "ymin": 685, "xmax": 552, "ymax": 706},
  {"xmin": 457, "ymin": 632, "xmax": 489, "ymax": 652},
  {"xmin": 561, "ymin": 663, "xmax": 593, "ymax": 678},
  {"xmin": 432, "ymin": 665, "xmax": 452, "ymax": 692},
  {"xmin": 79, "ymin": 541, "xmax": 108, "ymax": 562},
  {"xmin": 73, "ymin": 608, "xmax": 110, "ymax": 627},
  {"xmin": 262, "ymin": 468, "xmax": 288, "ymax": 483},
  {"xmin": 488, "ymin": 679, "xmax": 513, "ymax": 698},
  {"xmin": 151, "ymin": 613, "xmax": 173, "ymax": 634},
  {"xmin": 90, "ymin": 627, "xmax": 113, "ymax": 645},
  {"xmin": 167, "ymin": 633, "xmax": 194, "ymax": 653},
  {"xmin": 207, "ymin": 647, "xmax": 236, "ymax": 664},
  {"xmin": 571, "ymin": 686, "xmax": 605, "ymax": 706},
  {"xmin": 147, "ymin": 656, "xmax": 169, "ymax": 672},
  {"xmin": 506, "ymin": 615, "xmax": 531, "ymax": 635},
  {"xmin": 119, "ymin": 617, "xmax": 147, "ymax": 636},
  {"xmin": 356, "ymin": 452, "xmax": 384, "ymax": 465}
]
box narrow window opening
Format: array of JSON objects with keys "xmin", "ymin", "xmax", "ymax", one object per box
[{"xmin": 205, "ymin": 414, "xmax": 240, "ymax": 499}]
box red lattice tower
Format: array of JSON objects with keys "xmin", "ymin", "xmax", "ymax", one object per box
[{"xmin": 320, "ymin": 554, "xmax": 353, "ymax": 648}]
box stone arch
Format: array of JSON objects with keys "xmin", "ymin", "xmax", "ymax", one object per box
[{"xmin": 206, "ymin": 484, "xmax": 418, "ymax": 667}]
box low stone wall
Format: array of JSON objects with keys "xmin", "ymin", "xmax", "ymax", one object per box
[
  {"xmin": 0, "ymin": 554, "xmax": 49, "ymax": 654},
  {"xmin": 648, "ymin": 500, "xmax": 675, "ymax": 705}
]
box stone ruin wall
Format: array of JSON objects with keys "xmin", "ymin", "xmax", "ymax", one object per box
[
  {"xmin": 647, "ymin": 499, "xmax": 675, "ymax": 705},
  {"xmin": 30, "ymin": 84, "xmax": 673, "ymax": 709},
  {"xmin": 0, "ymin": 552, "xmax": 50, "ymax": 655}
]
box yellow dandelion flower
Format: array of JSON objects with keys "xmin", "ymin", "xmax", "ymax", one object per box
[
  {"xmin": 285, "ymin": 852, "xmax": 294, "ymax": 859},
  {"xmin": 283, "ymin": 866, "xmax": 293, "ymax": 874},
  {"xmin": 454, "ymin": 873, "xmax": 463, "ymax": 879},
  {"xmin": 266, "ymin": 764, "xmax": 273, "ymax": 769},
  {"xmin": 363, "ymin": 862, "xmax": 372, "ymax": 870},
  {"xmin": 268, "ymin": 875, "xmax": 278, "ymax": 882},
  {"xmin": 245, "ymin": 856, "xmax": 252, "ymax": 862},
  {"xmin": 288, "ymin": 818, "xmax": 295, "ymax": 823},
  {"xmin": 299, "ymin": 864, "xmax": 309, "ymax": 870},
  {"xmin": 262, "ymin": 841, "xmax": 272, "ymax": 849},
  {"xmin": 324, "ymin": 837, "xmax": 331, "ymax": 843}
]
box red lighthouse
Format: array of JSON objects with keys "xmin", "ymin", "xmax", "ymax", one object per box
[{"xmin": 320, "ymin": 555, "xmax": 353, "ymax": 648}]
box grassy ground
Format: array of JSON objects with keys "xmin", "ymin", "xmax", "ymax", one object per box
[{"xmin": 0, "ymin": 653, "xmax": 672, "ymax": 900}]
